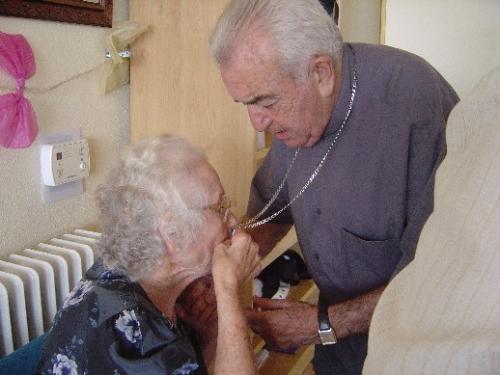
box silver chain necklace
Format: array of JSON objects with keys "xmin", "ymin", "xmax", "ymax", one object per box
[{"xmin": 238, "ymin": 68, "xmax": 358, "ymax": 230}]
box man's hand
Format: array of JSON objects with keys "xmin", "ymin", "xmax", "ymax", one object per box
[{"xmin": 246, "ymin": 297, "xmax": 319, "ymax": 353}]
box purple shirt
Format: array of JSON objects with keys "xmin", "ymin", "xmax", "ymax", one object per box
[{"xmin": 248, "ymin": 43, "xmax": 459, "ymax": 374}]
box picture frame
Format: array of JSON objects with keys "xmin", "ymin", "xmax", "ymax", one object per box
[{"xmin": 0, "ymin": 0, "xmax": 113, "ymax": 28}]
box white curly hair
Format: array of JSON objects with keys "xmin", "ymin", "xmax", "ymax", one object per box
[
  {"xmin": 210, "ymin": 0, "xmax": 343, "ymax": 81},
  {"xmin": 95, "ymin": 134, "xmax": 212, "ymax": 281}
]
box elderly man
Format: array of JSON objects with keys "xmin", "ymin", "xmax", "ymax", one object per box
[{"xmin": 210, "ymin": 0, "xmax": 459, "ymax": 374}]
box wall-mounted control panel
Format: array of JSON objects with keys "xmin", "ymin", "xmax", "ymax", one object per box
[{"xmin": 41, "ymin": 139, "xmax": 90, "ymax": 186}]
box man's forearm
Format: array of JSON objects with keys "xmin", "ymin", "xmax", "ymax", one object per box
[
  {"xmin": 247, "ymin": 286, "xmax": 386, "ymax": 352},
  {"xmin": 327, "ymin": 285, "xmax": 385, "ymax": 340}
]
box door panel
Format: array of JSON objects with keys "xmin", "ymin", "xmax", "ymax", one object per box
[{"xmin": 130, "ymin": 0, "xmax": 256, "ymax": 217}]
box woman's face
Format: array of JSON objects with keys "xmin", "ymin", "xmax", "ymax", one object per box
[{"xmin": 177, "ymin": 162, "xmax": 234, "ymax": 276}]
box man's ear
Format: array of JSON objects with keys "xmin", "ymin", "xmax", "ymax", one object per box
[{"xmin": 310, "ymin": 55, "xmax": 335, "ymax": 97}]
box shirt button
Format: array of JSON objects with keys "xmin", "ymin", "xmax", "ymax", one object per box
[
  {"xmin": 315, "ymin": 208, "xmax": 322, "ymax": 215},
  {"xmin": 314, "ymin": 253, "xmax": 320, "ymax": 261}
]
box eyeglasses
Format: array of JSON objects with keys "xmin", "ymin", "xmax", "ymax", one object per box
[{"xmin": 207, "ymin": 194, "xmax": 231, "ymax": 222}]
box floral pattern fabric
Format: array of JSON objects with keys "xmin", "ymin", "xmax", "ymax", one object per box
[{"xmin": 37, "ymin": 263, "xmax": 205, "ymax": 374}]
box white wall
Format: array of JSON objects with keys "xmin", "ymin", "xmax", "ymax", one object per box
[
  {"xmin": 0, "ymin": 1, "xmax": 129, "ymax": 257},
  {"xmin": 384, "ymin": 0, "xmax": 500, "ymax": 97}
]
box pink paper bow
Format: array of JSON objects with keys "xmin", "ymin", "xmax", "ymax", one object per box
[{"xmin": 0, "ymin": 32, "xmax": 38, "ymax": 148}]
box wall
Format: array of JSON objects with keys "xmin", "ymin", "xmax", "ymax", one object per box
[
  {"xmin": 338, "ymin": 0, "xmax": 381, "ymax": 44},
  {"xmin": 0, "ymin": 1, "xmax": 129, "ymax": 257},
  {"xmin": 384, "ymin": 0, "xmax": 500, "ymax": 97}
]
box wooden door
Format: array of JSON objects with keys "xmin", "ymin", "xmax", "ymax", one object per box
[
  {"xmin": 129, "ymin": 3, "xmax": 316, "ymax": 371},
  {"xmin": 130, "ymin": 0, "xmax": 256, "ymax": 217}
]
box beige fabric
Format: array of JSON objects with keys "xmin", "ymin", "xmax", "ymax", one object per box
[
  {"xmin": 101, "ymin": 21, "xmax": 148, "ymax": 94},
  {"xmin": 363, "ymin": 67, "xmax": 500, "ymax": 374}
]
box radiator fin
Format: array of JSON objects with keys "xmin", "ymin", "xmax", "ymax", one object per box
[{"xmin": 0, "ymin": 229, "xmax": 98, "ymax": 357}]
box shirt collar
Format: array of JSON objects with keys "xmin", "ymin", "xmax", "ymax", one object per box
[
  {"xmin": 85, "ymin": 263, "xmax": 164, "ymax": 326},
  {"xmin": 323, "ymin": 43, "xmax": 355, "ymax": 137}
]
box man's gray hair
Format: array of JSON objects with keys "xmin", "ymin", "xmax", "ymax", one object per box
[
  {"xmin": 210, "ymin": 0, "xmax": 343, "ymax": 81},
  {"xmin": 95, "ymin": 135, "xmax": 210, "ymax": 281}
]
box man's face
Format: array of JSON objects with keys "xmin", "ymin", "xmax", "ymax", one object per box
[{"xmin": 220, "ymin": 33, "xmax": 331, "ymax": 148}]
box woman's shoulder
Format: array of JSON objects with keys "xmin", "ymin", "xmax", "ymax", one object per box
[
  {"xmin": 36, "ymin": 265, "xmax": 135, "ymax": 373},
  {"xmin": 38, "ymin": 263, "xmax": 203, "ymax": 374}
]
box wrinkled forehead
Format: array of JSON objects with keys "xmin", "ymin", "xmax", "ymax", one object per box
[
  {"xmin": 223, "ymin": 26, "xmax": 282, "ymax": 72},
  {"xmin": 221, "ymin": 43, "xmax": 292, "ymax": 104}
]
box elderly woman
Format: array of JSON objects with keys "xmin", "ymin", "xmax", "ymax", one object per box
[{"xmin": 37, "ymin": 135, "xmax": 260, "ymax": 374}]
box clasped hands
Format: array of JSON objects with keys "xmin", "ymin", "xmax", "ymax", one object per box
[
  {"xmin": 177, "ymin": 268, "xmax": 319, "ymax": 354},
  {"xmin": 176, "ymin": 230, "xmax": 261, "ymax": 347},
  {"xmin": 178, "ymin": 290, "xmax": 318, "ymax": 353}
]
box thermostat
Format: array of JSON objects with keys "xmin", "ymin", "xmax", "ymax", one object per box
[{"xmin": 41, "ymin": 139, "xmax": 90, "ymax": 186}]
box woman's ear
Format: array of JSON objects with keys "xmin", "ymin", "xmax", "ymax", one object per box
[
  {"xmin": 310, "ymin": 55, "xmax": 335, "ymax": 97},
  {"xmin": 158, "ymin": 216, "xmax": 178, "ymax": 257}
]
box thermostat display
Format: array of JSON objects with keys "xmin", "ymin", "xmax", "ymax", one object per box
[{"xmin": 41, "ymin": 139, "xmax": 90, "ymax": 186}]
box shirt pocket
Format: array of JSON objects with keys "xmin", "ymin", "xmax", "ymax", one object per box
[{"xmin": 339, "ymin": 228, "xmax": 401, "ymax": 293}]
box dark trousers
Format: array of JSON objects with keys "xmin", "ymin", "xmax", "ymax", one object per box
[{"xmin": 313, "ymin": 334, "xmax": 368, "ymax": 375}]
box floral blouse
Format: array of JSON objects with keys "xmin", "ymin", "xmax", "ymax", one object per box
[{"xmin": 37, "ymin": 263, "xmax": 206, "ymax": 375}]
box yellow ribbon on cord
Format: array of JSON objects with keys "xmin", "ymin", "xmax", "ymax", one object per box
[{"xmin": 102, "ymin": 21, "xmax": 148, "ymax": 94}]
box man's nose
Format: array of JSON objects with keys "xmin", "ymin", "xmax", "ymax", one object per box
[{"xmin": 247, "ymin": 105, "xmax": 272, "ymax": 132}]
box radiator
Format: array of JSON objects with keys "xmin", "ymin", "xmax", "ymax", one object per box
[{"xmin": 0, "ymin": 229, "xmax": 100, "ymax": 357}]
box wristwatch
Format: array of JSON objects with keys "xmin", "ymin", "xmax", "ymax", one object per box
[{"xmin": 317, "ymin": 294, "xmax": 337, "ymax": 345}]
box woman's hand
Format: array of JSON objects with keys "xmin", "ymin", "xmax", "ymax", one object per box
[
  {"xmin": 212, "ymin": 230, "xmax": 260, "ymax": 374},
  {"xmin": 212, "ymin": 230, "xmax": 261, "ymax": 294}
]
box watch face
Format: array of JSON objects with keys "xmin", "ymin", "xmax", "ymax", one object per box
[{"xmin": 318, "ymin": 328, "xmax": 337, "ymax": 345}]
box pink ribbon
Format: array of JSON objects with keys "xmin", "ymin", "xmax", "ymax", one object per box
[{"xmin": 0, "ymin": 32, "xmax": 38, "ymax": 148}]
